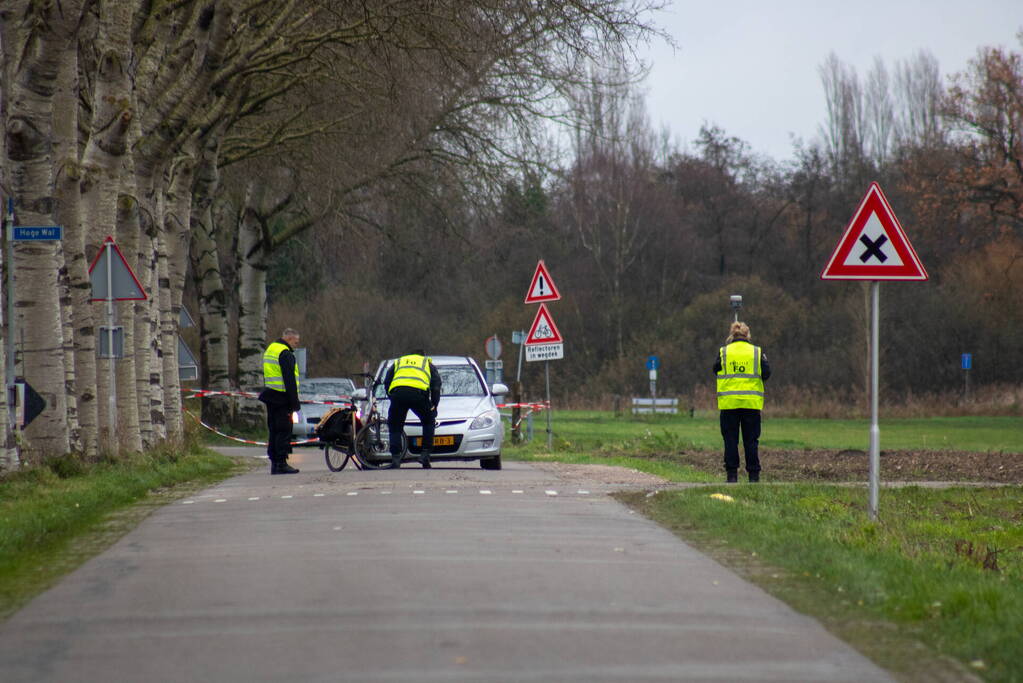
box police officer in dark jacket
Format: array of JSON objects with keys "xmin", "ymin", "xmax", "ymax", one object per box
[
  {"xmin": 384, "ymin": 349, "xmax": 442, "ymax": 469},
  {"xmin": 714, "ymin": 321, "xmax": 771, "ymax": 482},
  {"xmin": 258, "ymin": 328, "xmax": 302, "ymax": 474}
]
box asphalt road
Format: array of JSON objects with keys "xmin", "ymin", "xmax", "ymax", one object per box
[{"xmin": 0, "ymin": 446, "xmax": 893, "ymax": 682}]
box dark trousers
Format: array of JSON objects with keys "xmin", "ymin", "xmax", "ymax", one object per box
[
  {"xmin": 720, "ymin": 408, "xmax": 761, "ymax": 474},
  {"xmin": 266, "ymin": 403, "xmax": 294, "ymax": 465},
  {"xmin": 388, "ymin": 387, "xmax": 435, "ymax": 456}
]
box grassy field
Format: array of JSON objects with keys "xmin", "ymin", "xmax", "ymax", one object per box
[
  {"xmin": 621, "ymin": 484, "xmax": 1023, "ymax": 682},
  {"xmin": 506, "ymin": 410, "xmax": 1023, "ymax": 681},
  {"xmin": 509, "ymin": 410, "xmax": 1023, "ymax": 455},
  {"xmin": 0, "ymin": 443, "xmax": 242, "ymax": 619}
]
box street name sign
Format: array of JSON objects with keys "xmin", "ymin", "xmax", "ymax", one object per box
[
  {"xmin": 820, "ymin": 182, "xmax": 927, "ymax": 281},
  {"xmin": 12, "ymin": 225, "xmax": 63, "ymax": 241}
]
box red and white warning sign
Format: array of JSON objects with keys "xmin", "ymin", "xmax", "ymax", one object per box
[
  {"xmin": 525, "ymin": 303, "xmax": 563, "ymax": 345},
  {"xmin": 820, "ymin": 182, "xmax": 927, "ymax": 281},
  {"xmin": 524, "ymin": 259, "xmax": 561, "ymax": 303}
]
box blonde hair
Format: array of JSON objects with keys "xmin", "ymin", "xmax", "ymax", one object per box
[{"xmin": 726, "ymin": 321, "xmax": 750, "ymax": 343}]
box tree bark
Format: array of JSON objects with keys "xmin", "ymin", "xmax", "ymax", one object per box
[{"xmin": 235, "ymin": 184, "xmax": 271, "ymax": 427}]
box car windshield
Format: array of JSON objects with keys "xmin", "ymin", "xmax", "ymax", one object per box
[
  {"xmin": 299, "ymin": 381, "xmax": 353, "ymax": 399},
  {"xmin": 437, "ymin": 365, "xmax": 485, "ymax": 397},
  {"xmin": 373, "ymin": 361, "xmax": 486, "ymax": 398}
]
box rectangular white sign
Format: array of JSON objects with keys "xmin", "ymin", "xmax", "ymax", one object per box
[{"xmin": 525, "ymin": 343, "xmax": 563, "ymax": 362}]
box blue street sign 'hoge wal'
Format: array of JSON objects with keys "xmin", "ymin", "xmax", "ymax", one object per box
[{"xmin": 12, "ymin": 226, "xmax": 63, "ymax": 241}]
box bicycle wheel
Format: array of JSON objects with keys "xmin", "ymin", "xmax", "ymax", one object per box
[
  {"xmin": 354, "ymin": 418, "xmax": 406, "ymax": 469},
  {"xmin": 323, "ymin": 442, "xmax": 351, "ymax": 472}
]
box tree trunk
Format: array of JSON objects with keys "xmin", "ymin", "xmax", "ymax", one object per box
[
  {"xmin": 5, "ymin": 0, "xmax": 84, "ymax": 461},
  {"xmin": 191, "ymin": 152, "xmax": 233, "ymax": 429},
  {"xmin": 161, "ymin": 153, "xmax": 196, "ymax": 441},
  {"xmin": 236, "ymin": 186, "xmax": 270, "ymax": 428}
]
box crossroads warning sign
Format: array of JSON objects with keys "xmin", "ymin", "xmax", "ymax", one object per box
[
  {"xmin": 524, "ymin": 260, "xmax": 561, "ymax": 303},
  {"xmin": 820, "ymin": 182, "xmax": 927, "ymax": 281}
]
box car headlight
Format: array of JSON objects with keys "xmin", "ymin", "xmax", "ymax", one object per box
[
  {"xmin": 292, "ymin": 412, "xmax": 300, "ymax": 424},
  {"xmin": 470, "ymin": 409, "xmax": 499, "ymax": 430}
]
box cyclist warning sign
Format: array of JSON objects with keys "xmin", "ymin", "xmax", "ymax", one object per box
[{"xmin": 525, "ymin": 303, "xmax": 563, "ymax": 344}]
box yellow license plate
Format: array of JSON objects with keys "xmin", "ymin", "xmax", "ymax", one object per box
[{"xmin": 417, "ymin": 435, "xmax": 454, "ymax": 446}]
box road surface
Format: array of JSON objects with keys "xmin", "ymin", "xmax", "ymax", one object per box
[{"xmin": 0, "ymin": 446, "xmax": 893, "ymax": 682}]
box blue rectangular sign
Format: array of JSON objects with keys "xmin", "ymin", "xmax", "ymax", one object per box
[
  {"xmin": 961, "ymin": 353, "xmax": 972, "ymax": 370},
  {"xmin": 12, "ymin": 225, "xmax": 63, "ymax": 241},
  {"xmin": 646, "ymin": 355, "xmax": 660, "ymax": 370}
]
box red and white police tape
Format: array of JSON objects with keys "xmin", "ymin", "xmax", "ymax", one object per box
[
  {"xmin": 184, "ymin": 409, "xmax": 319, "ymax": 447},
  {"xmin": 182, "ymin": 387, "xmax": 548, "ymax": 443}
]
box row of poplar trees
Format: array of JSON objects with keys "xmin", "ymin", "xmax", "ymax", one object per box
[{"xmin": 0, "ymin": 0, "xmax": 661, "ymax": 468}]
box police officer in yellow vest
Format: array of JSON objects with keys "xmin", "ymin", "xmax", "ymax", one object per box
[
  {"xmin": 258, "ymin": 328, "xmax": 302, "ymax": 474},
  {"xmin": 384, "ymin": 349, "xmax": 442, "ymax": 469},
  {"xmin": 715, "ymin": 321, "xmax": 771, "ymax": 483}
]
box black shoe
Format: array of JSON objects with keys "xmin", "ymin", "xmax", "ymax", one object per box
[
  {"xmin": 269, "ymin": 461, "xmax": 280, "ymax": 475},
  {"xmin": 748, "ymin": 472, "xmax": 760, "ymax": 483},
  {"xmin": 391, "ymin": 456, "xmax": 402, "ymax": 469},
  {"xmin": 274, "ymin": 462, "xmax": 299, "ymax": 475},
  {"xmin": 726, "ymin": 470, "xmax": 738, "ymax": 483},
  {"xmin": 420, "ymin": 450, "xmax": 432, "ymax": 468}
]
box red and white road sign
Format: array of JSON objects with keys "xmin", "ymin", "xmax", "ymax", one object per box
[
  {"xmin": 88, "ymin": 236, "xmax": 148, "ymax": 300},
  {"xmin": 524, "ymin": 259, "xmax": 561, "ymax": 303},
  {"xmin": 524, "ymin": 303, "xmax": 563, "ymax": 344},
  {"xmin": 820, "ymin": 182, "xmax": 927, "ymax": 281}
]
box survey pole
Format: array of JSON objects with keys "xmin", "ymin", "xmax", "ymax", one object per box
[
  {"xmin": 868, "ymin": 281, "xmax": 880, "ymax": 520},
  {"xmin": 106, "ymin": 241, "xmax": 116, "ymax": 444}
]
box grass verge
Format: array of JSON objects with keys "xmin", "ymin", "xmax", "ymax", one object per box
[
  {"xmin": 619, "ymin": 484, "xmax": 1023, "ymax": 682},
  {"xmin": 0, "ymin": 443, "xmax": 246, "ymax": 620}
]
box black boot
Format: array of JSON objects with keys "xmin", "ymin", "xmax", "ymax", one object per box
[
  {"xmin": 419, "ymin": 449, "xmax": 432, "ymax": 469},
  {"xmin": 726, "ymin": 469, "xmax": 738, "ymax": 483},
  {"xmin": 748, "ymin": 471, "xmax": 760, "ymax": 483},
  {"xmin": 391, "ymin": 454, "xmax": 402, "ymax": 469},
  {"xmin": 274, "ymin": 461, "xmax": 299, "ymax": 474},
  {"xmin": 269, "ymin": 460, "xmax": 280, "ymax": 475}
]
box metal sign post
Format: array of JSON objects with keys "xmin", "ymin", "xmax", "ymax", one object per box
[
  {"xmin": 961, "ymin": 353, "xmax": 972, "ymax": 401},
  {"xmin": 868, "ymin": 282, "xmax": 881, "ymax": 520},
  {"xmin": 88, "ymin": 235, "xmax": 148, "ymax": 448},
  {"xmin": 5, "ymin": 200, "xmax": 15, "ymax": 417},
  {"xmin": 105, "ymin": 241, "xmax": 116, "ymax": 442},
  {"xmin": 821, "ymin": 182, "xmax": 928, "ymax": 521}
]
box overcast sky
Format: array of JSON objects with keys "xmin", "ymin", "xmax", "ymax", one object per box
[{"xmin": 637, "ymin": 0, "xmax": 1023, "ymax": 163}]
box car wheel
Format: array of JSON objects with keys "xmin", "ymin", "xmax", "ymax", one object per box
[{"xmin": 480, "ymin": 453, "xmax": 502, "ymax": 470}]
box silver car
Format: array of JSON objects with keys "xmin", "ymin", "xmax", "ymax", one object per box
[
  {"xmin": 292, "ymin": 377, "xmax": 357, "ymax": 440},
  {"xmin": 372, "ymin": 356, "xmax": 507, "ymax": 469}
]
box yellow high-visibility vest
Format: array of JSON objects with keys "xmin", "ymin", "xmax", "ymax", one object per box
[
  {"xmin": 389, "ymin": 354, "xmax": 431, "ymax": 392},
  {"xmin": 263, "ymin": 342, "xmax": 299, "ymax": 392},
  {"xmin": 716, "ymin": 341, "xmax": 764, "ymax": 410}
]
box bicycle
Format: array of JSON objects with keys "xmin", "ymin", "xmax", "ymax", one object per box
[{"xmin": 319, "ymin": 375, "xmax": 406, "ymax": 471}]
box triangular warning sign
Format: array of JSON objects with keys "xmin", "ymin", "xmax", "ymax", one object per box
[
  {"xmin": 88, "ymin": 236, "xmax": 147, "ymax": 301},
  {"xmin": 821, "ymin": 182, "xmax": 927, "ymax": 281},
  {"xmin": 524, "ymin": 303, "xmax": 564, "ymax": 344},
  {"xmin": 524, "ymin": 259, "xmax": 561, "ymax": 303}
]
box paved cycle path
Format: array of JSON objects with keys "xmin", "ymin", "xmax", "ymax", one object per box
[{"xmin": 0, "ymin": 447, "xmax": 893, "ymax": 682}]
